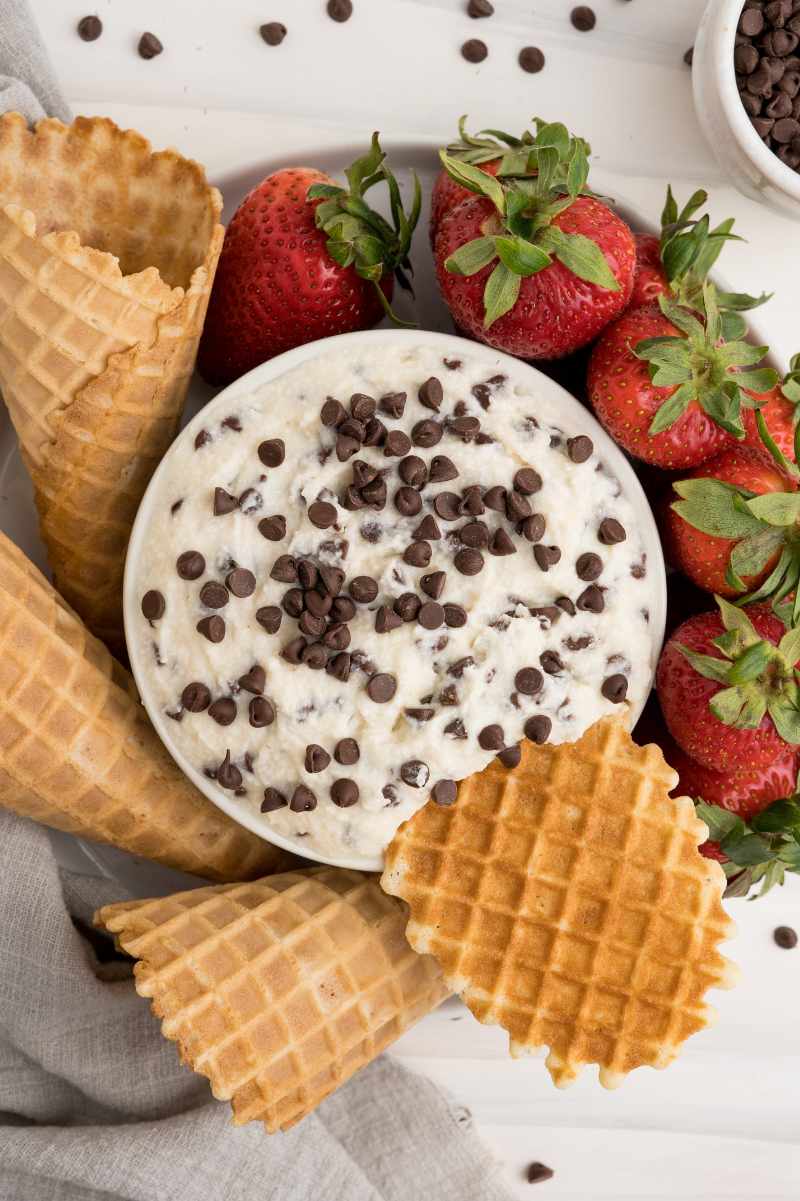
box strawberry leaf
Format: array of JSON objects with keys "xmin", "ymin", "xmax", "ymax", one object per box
[
  {"xmin": 729, "ymin": 527, "xmax": 786, "ymax": 579},
  {"xmin": 566, "ymin": 139, "xmax": 590, "ymax": 198},
  {"xmin": 779, "ymin": 623, "xmax": 800, "ymax": 666},
  {"xmin": 676, "ymin": 644, "xmax": 733, "ymax": 684},
  {"xmin": 710, "ymin": 683, "xmax": 766, "ymax": 727},
  {"xmin": 483, "ymin": 260, "xmax": 521, "ymax": 328},
  {"xmin": 538, "ymin": 226, "xmax": 620, "ymax": 291},
  {"xmin": 720, "ymin": 311, "xmax": 748, "ymax": 341},
  {"xmin": 766, "ymin": 693, "xmax": 800, "ymax": 745},
  {"xmin": 439, "ymin": 152, "xmax": 506, "ymax": 213},
  {"xmin": 746, "ymin": 492, "xmax": 800, "ymax": 526},
  {"xmin": 726, "ymin": 640, "xmax": 773, "ymax": 684},
  {"xmin": 494, "ymin": 236, "xmax": 551, "ymax": 277},
  {"xmin": 445, "ymin": 236, "xmax": 498, "ymax": 276},
  {"xmin": 753, "ymin": 409, "xmax": 800, "ymax": 483},
  {"xmin": 700, "ymin": 386, "xmax": 745, "ymax": 439},
  {"xmin": 649, "ymin": 380, "xmax": 696, "ymax": 434},
  {"xmin": 718, "ymin": 595, "xmax": 759, "ymax": 637},
  {"xmin": 735, "ymin": 367, "xmax": 780, "ymax": 392},
  {"xmin": 671, "ymin": 478, "xmax": 764, "ymax": 540}
]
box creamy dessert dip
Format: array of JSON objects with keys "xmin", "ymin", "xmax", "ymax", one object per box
[{"xmin": 131, "ymin": 338, "xmax": 659, "ymax": 862}]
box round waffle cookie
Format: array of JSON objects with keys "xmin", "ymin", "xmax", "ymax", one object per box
[{"xmin": 381, "ymin": 715, "xmax": 737, "ymax": 1087}]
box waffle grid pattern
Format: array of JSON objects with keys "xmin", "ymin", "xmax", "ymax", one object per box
[
  {"xmin": 0, "ymin": 531, "xmax": 281, "ymax": 881},
  {"xmin": 97, "ymin": 869, "xmax": 449, "ymax": 1131},
  {"xmin": 383, "ymin": 717, "xmax": 737, "ymax": 1088}
]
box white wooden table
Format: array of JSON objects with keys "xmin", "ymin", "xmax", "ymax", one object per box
[{"xmin": 26, "ymin": 1, "xmax": 800, "ymax": 1196}]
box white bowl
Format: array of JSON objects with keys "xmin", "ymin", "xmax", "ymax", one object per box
[
  {"xmin": 124, "ymin": 328, "xmax": 667, "ymax": 873},
  {"xmin": 693, "ymin": 0, "xmax": 800, "ymax": 220}
]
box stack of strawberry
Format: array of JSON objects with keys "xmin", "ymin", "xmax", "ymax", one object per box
[{"xmin": 197, "ymin": 117, "xmax": 800, "ymax": 898}]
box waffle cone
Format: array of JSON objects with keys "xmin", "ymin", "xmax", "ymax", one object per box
[
  {"xmin": 95, "ymin": 868, "xmax": 449, "ymax": 1131},
  {"xmin": 0, "ymin": 529, "xmax": 284, "ymax": 881},
  {"xmin": 382, "ymin": 716, "xmax": 737, "ymax": 1088},
  {"xmin": 0, "ymin": 112, "xmax": 224, "ymax": 653}
]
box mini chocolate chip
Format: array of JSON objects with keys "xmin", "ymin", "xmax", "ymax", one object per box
[
  {"xmin": 414, "ymin": 514, "xmax": 442, "ymax": 541},
  {"xmin": 290, "ymin": 784, "xmax": 317, "ymax": 812},
  {"xmin": 238, "ymin": 488, "xmax": 262, "ymax": 515},
  {"xmin": 433, "ymin": 492, "xmax": 462, "ymax": 521},
  {"xmin": 363, "ymin": 416, "xmax": 387, "ymax": 446},
  {"xmin": 213, "ymin": 488, "xmax": 238, "ymax": 516},
  {"xmin": 520, "ymin": 514, "xmax": 546, "ymax": 543},
  {"xmin": 444, "ymin": 603, "xmax": 467, "ymax": 628},
  {"xmin": 376, "ymin": 605, "xmax": 403, "ymax": 633},
  {"xmin": 395, "ymin": 485, "xmax": 424, "ymax": 517},
  {"xmin": 331, "ymin": 595, "xmax": 356, "ymax": 623},
  {"xmin": 327, "ymin": 652, "xmax": 351, "ymax": 681},
  {"xmin": 448, "ymin": 415, "xmax": 481, "ymax": 441},
  {"xmin": 331, "ymin": 778, "xmax": 359, "ymax": 807},
  {"xmin": 281, "ymin": 636, "xmax": 307, "ymax": 664},
  {"xmin": 460, "ymin": 485, "xmax": 485, "ymax": 516},
  {"xmin": 774, "ymin": 925, "xmax": 798, "ymax": 948},
  {"xmin": 196, "ymin": 615, "xmax": 225, "ymax": 643},
  {"xmin": 281, "ymin": 588, "xmax": 305, "ymax": 619},
  {"xmin": 490, "ymin": 528, "xmax": 517, "ymax": 556},
  {"xmin": 322, "ymin": 623, "xmax": 351, "ymax": 651},
  {"xmin": 293, "ymin": 561, "xmax": 315, "ymax": 590},
  {"xmin": 519, "ymin": 45, "xmax": 545, "ymax": 72},
  {"xmin": 398, "ymin": 455, "xmax": 427, "ymax": 488},
  {"xmin": 216, "ymin": 751, "xmax": 242, "ymax": 791},
  {"xmin": 497, "ymin": 744, "xmax": 521, "ymax": 769},
  {"xmin": 350, "ymin": 575, "xmax": 379, "ymax": 604},
  {"xmin": 209, "ymin": 697, "xmax": 237, "ymax": 726},
  {"xmin": 429, "ymin": 779, "xmax": 456, "ymax": 807},
  {"xmin": 411, "ymin": 419, "xmax": 443, "ymax": 447},
  {"xmin": 249, "ymin": 696, "xmax": 276, "ymax": 727},
  {"xmin": 417, "ymin": 601, "xmax": 445, "ymax": 629},
  {"xmin": 259, "ymin": 21, "xmax": 287, "ymax": 45},
  {"xmin": 305, "ymin": 744, "xmax": 331, "ymax": 773},
  {"xmin": 181, "ymin": 682, "xmax": 211, "ymax": 712},
  {"xmin": 404, "ymin": 541, "xmax": 432, "ymax": 567},
  {"xmin": 527, "ymin": 1163, "xmax": 555, "ymax": 1185},
  {"xmin": 170, "ymin": 499, "xmax": 183, "ymax": 515},
  {"xmin": 577, "ymin": 584, "xmax": 605, "ymax": 613},
  {"xmin": 327, "ymin": 0, "xmax": 352, "ymax": 21},
  {"xmin": 340, "ymin": 417, "xmax": 365, "ymax": 442},
  {"xmin": 598, "ymin": 517, "xmax": 626, "ymax": 545},
  {"xmin": 351, "ymin": 461, "xmax": 377, "ymax": 491},
  {"xmin": 318, "ymin": 565, "xmax": 345, "ymax": 596},
  {"xmin": 478, "ymin": 724, "xmax": 504, "ymax": 750},
  {"xmin": 481, "ymin": 486, "xmax": 505, "ymax": 513},
  {"xmin": 361, "ymin": 476, "xmax": 387, "ymax": 508},
  {"xmin": 334, "ymin": 738, "xmax": 360, "ymax": 765},
  {"xmin": 336, "ymin": 434, "xmax": 361, "ymax": 461},
  {"xmin": 342, "ymin": 486, "xmax": 366, "ymax": 511},
  {"xmin": 602, "ymin": 673, "xmax": 628, "ymax": 703},
  {"xmin": 308, "ymin": 500, "xmax": 337, "ymax": 529},
  {"xmin": 454, "ymin": 548, "xmax": 484, "ymax": 575},
  {"xmin": 556, "ymin": 596, "xmax": 576, "ymax": 616},
  {"xmin": 514, "ymin": 467, "xmax": 542, "ymax": 495},
  {"xmin": 401, "ymin": 759, "xmax": 430, "ymax": 787},
  {"xmin": 322, "ymin": 397, "xmax": 347, "ymax": 426},
  {"xmin": 459, "ymin": 520, "xmax": 489, "ymax": 549},
  {"xmin": 445, "ymin": 717, "xmax": 468, "ymax": 739},
  {"xmin": 350, "ymin": 392, "xmax": 376, "ymax": 422},
  {"xmin": 194, "ymin": 429, "xmax": 210, "ymax": 449},
  {"xmin": 261, "ymin": 787, "xmax": 287, "ymax": 811},
  {"xmin": 299, "ymin": 612, "xmax": 325, "ymax": 638},
  {"xmin": 506, "ymin": 490, "xmax": 533, "ymax": 523},
  {"xmin": 419, "ymin": 377, "xmax": 443, "ymax": 411},
  {"xmin": 367, "ymin": 673, "xmax": 397, "ymax": 703},
  {"xmin": 384, "ymin": 429, "xmax": 412, "ymax": 457},
  {"xmin": 571, "ymin": 5, "xmax": 596, "ymax": 31},
  {"xmin": 301, "ymin": 642, "xmax": 329, "ymax": 670},
  {"xmin": 238, "ymin": 665, "xmax": 266, "ymax": 694},
  {"xmin": 395, "ymin": 593, "xmax": 422, "ymax": 622},
  {"xmin": 439, "ymin": 684, "xmax": 459, "ymax": 705},
  {"xmin": 541, "ymin": 651, "xmax": 564, "ymax": 675},
  {"xmin": 429, "ymin": 455, "xmax": 459, "ymax": 483},
  {"xmin": 258, "ymin": 514, "xmax": 286, "ymax": 543},
  {"xmin": 468, "ymin": 0, "xmax": 494, "ymax": 15},
  {"xmin": 524, "ymin": 715, "xmax": 552, "ymax": 744},
  {"xmin": 566, "ymin": 435, "xmax": 593, "ymax": 463},
  {"xmin": 258, "ymin": 438, "xmax": 285, "ymax": 467},
  {"xmin": 138, "ymin": 31, "xmax": 163, "ymax": 59},
  {"xmin": 534, "ymin": 544, "xmax": 561, "ymax": 571},
  {"xmin": 200, "ymin": 581, "xmax": 229, "ymax": 609},
  {"xmin": 141, "ymin": 590, "xmax": 165, "ymax": 621},
  {"xmin": 77, "ymin": 15, "xmax": 103, "ymax": 40},
  {"xmin": 420, "ymin": 570, "xmax": 446, "ymax": 599},
  {"xmin": 515, "ymin": 667, "xmax": 543, "ymax": 695},
  {"xmin": 406, "ymin": 707, "xmax": 435, "ymax": 723},
  {"xmin": 227, "ymin": 567, "xmax": 256, "ymax": 597},
  {"xmin": 448, "ymin": 657, "xmax": 475, "ymax": 679},
  {"xmin": 576, "ymin": 552, "xmax": 603, "ymax": 582},
  {"xmin": 462, "ymin": 37, "xmax": 488, "ymax": 62},
  {"xmin": 380, "ymin": 391, "xmax": 407, "ymax": 418}
]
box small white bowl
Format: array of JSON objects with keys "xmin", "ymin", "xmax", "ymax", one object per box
[
  {"xmin": 124, "ymin": 329, "xmax": 667, "ymax": 872},
  {"xmin": 693, "ymin": 0, "xmax": 800, "ymax": 220}
]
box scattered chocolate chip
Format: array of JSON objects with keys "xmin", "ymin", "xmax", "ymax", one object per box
[
  {"xmin": 556, "ymin": 596, "xmax": 576, "ymax": 616},
  {"xmin": 221, "ymin": 416, "xmax": 242, "ymax": 432},
  {"xmin": 527, "ymin": 1163, "xmax": 555, "ymax": 1185},
  {"xmin": 298, "ymin": 612, "xmax": 324, "ymax": 638},
  {"xmin": 330, "ymin": 739, "xmax": 359, "ymax": 768},
  {"xmin": 571, "ymin": 5, "xmax": 596, "ymax": 31},
  {"xmin": 429, "ymin": 455, "xmax": 459, "ymax": 483},
  {"xmin": 216, "ymin": 750, "xmax": 242, "ymax": 790},
  {"xmin": 432, "ymin": 778, "xmax": 458, "ymax": 804},
  {"xmin": 257, "ymin": 514, "xmax": 285, "ymax": 543},
  {"xmin": 282, "ymin": 588, "xmax": 305, "ymax": 619},
  {"xmin": 238, "ymin": 665, "xmax": 266, "ymax": 694},
  {"xmin": 261, "ymin": 787, "xmax": 287, "ymax": 812},
  {"xmin": 565, "ymin": 635, "xmax": 593, "ymax": 651},
  {"xmin": 181, "ymin": 682, "xmax": 211, "ymax": 712},
  {"xmin": 774, "ymin": 925, "xmax": 798, "ymax": 948},
  {"xmin": 336, "ymin": 434, "xmax": 361, "ymax": 461},
  {"xmin": 566, "ymin": 435, "xmax": 593, "ymax": 463},
  {"xmin": 461, "ymin": 37, "xmax": 488, "ymax": 62},
  {"xmin": 520, "ymin": 514, "xmax": 546, "ymax": 543},
  {"xmin": 404, "ymin": 541, "xmax": 432, "ymax": 568},
  {"xmin": 332, "ymin": 595, "xmax": 356, "ymax": 623},
  {"xmin": 598, "ymin": 517, "xmax": 626, "ymax": 545},
  {"xmin": 601, "ymin": 673, "xmax": 628, "ymax": 703},
  {"xmin": 258, "ymin": 438, "xmax": 285, "ymax": 467},
  {"xmin": 363, "ymin": 416, "xmax": 387, "ymax": 446},
  {"xmin": 482, "ymin": 486, "xmax": 505, "ymax": 513},
  {"xmin": 459, "ymin": 521, "xmax": 489, "ymax": 550},
  {"xmin": 419, "ymin": 377, "xmax": 444, "ymax": 411},
  {"xmin": 420, "ymin": 570, "xmax": 446, "ymax": 599},
  {"xmin": 576, "ymin": 552, "xmax": 603, "ymax": 582},
  {"xmin": 326, "ymin": 652, "xmax": 351, "ymax": 681},
  {"xmin": 433, "ymin": 491, "xmax": 462, "ymax": 521},
  {"xmin": 380, "ymin": 391, "xmax": 407, "ymax": 418},
  {"xmin": 411, "ymin": 419, "xmax": 443, "ymax": 448},
  {"xmin": 138, "ymin": 31, "xmax": 163, "ymax": 59},
  {"xmin": 213, "ymin": 487, "xmax": 237, "ymax": 516},
  {"xmin": 226, "ymin": 567, "xmax": 256, "ymax": 598},
  {"xmin": 346, "ymin": 577, "xmax": 375, "ymax": 606},
  {"xmin": 460, "ymin": 485, "xmax": 485, "ymax": 516},
  {"xmin": 290, "ymin": 784, "xmax": 317, "ymax": 812},
  {"xmin": 533, "ymin": 544, "xmax": 561, "ymax": 571},
  {"xmin": 394, "ymin": 593, "xmax": 421, "ymax": 622},
  {"xmin": 301, "ymin": 642, "xmax": 329, "ymax": 670},
  {"xmin": 249, "ymin": 696, "xmax": 276, "ymax": 727},
  {"xmin": 541, "ymin": 651, "xmax": 564, "ymax": 675},
  {"xmin": 382, "ymin": 428, "xmax": 411, "ymax": 457},
  {"xmin": 304, "ymin": 744, "xmax": 331, "ymax": 773},
  {"xmin": 454, "ymin": 548, "xmax": 484, "ymax": 575},
  {"xmin": 401, "ymin": 759, "xmax": 430, "ymax": 787},
  {"xmin": 327, "ymin": 0, "xmax": 352, "ymax": 19},
  {"xmin": 448, "ymin": 415, "xmax": 481, "ymax": 442},
  {"xmin": 208, "ymin": 697, "xmax": 237, "ymax": 726},
  {"xmin": 200, "ymin": 581, "xmax": 229, "ymax": 609},
  {"xmin": 321, "ymin": 398, "xmax": 346, "ymax": 427},
  {"xmin": 270, "ymin": 555, "xmax": 298, "ymax": 586},
  {"xmin": 445, "ymin": 717, "xmax": 468, "ymax": 739},
  {"xmin": 367, "ymin": 672, "xmax": 397, "ymax": 703},
  {"xmin": 348, "ymin": 393, "xmax": 374, "ymax": 423},
  {"xmin": 497, "ymin": 744, "xmax": 521, "ymax": 769},
  {"xmin": 444, "ymin": 603, "xmax": 467, "ymax": 628},
  {"xmin": 331, "ymin": 778, "xmax": 359, "ymax": 807},
  {"xmin": 417, "ymin": 601, "xmax": 445, "ymax": 629},
  {"xmin": 577, "ymin": 584, "xmax": 605, "ymax": 613},
  {"xmin": 514, "ymin": 468, "xmax": 542, "ymax": 495},
  {"xmin": 395, "ymin": 485, "xmax": 424, "ymax": 517},
  {"xmin": 196, "ymin": 615, "xmax": 225, "ymax": 643},
  {"xmin": 490, "ymin": 528, "xmax": 517, "ymax": 556},
  {"xmin": 506, "ymin": 490, "xmax": 533, "ymax": 523},
  {"xmin": 524, "ymin": 715, "xmax": 552, "ymax": 744},
  {"xmin": 467, "ymin": 0, "xmax": 494, "ymax": 15},
  {"xmin": 519, "ymin": 45, "xmax": 545, "ymax": 72},
  {"xmin": 375, "ymin": 605, "xmax": 403, "ymax": 633},
  {"xmin": 406, "ymin": 707, "xmax": 435, "ymax": 722},
  {"xmin": 361, "ymin": 476, "xmax": 387, "ymax": 508},
  {"xmin": 478, "ymin": 724, "xmax": 504, "ymax": 751},
  {"xmin": 259, "ymin": 21, "xmax": 287, "ymax": 45},
  {"xmin": 322, "ymin": 623, "xmax": 351, "ymax": 651},
  {"xmin": 77, "ymin": 15, "xmax": 102, "ymax": 41},
  {"xmin": 281, "ymin": 636, "xmax": 306, "ymax": 665},
  {"xmin": 141, "ymin": 590, "xmax": 165, "ymax": 621},
  {"xmin": 515, "ymin": 667, "xmax": 544, "ymax": 695},
  {"xmin": 194, "ymin": 429, "xmax": 210, "ymax": 450},
  {"xmin": 307, "ymin": 500, "xmax": 336, "ymax": 529}
]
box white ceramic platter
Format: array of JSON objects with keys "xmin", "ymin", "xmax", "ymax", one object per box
[{"xmin": 0, "ymin": 138, "xmax": 722, "ymax": 893}]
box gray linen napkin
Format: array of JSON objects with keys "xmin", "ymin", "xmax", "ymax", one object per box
[{"xmin": 0, "ymin": 7, "xmax": 520, "ymax": 1200}]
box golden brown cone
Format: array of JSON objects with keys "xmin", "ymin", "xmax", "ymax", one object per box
[
  {"xmin": 0, "ymin": 113, "xmax": 224, "ymax": 654},
  {"xmin": 95, "ymin": 868, "xmax": 449, "ymax": 1131},
  {"xmin": 0, "ymin": 528, "xmax": 286, "ymax": 881},
  {"xmin": 382, "ymin": 715, "xmax": 737, "ymax": 1088}
]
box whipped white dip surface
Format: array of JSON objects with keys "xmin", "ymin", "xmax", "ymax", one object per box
[{"xmin": 131, "ymin": 340, "xmax": 658, "ymax": 862}]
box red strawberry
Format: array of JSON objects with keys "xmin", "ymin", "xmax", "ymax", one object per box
[
  {"xmin": 657, "ymin": 598, "xmax": 800, "ymax": 772},
  {"xmin": 588, "ymin": 284, "xmax": 778, "ymax": 469},
  {"xmin": 664, "ymin": 445, "xmax": 793, "ymax": 598},
  {"xmin": 630, "ymin": 232, "xmax": 666, "ymax": 309},
  {"xmin": 431, "ymin": 157, "xmax": 500, "ymax": 239},
  {"xmin": 742, "ymin": 354, "xmax": 800, "ymax": 463},
  {"xmin": 198, "ymin": 135, "xmax": 419, "ymax": 387},
  {"xmin": 433, "ymin": 121, "xmax": 635, "ymax": 360},
  {"xmin": 666, "ymin": 737, "xmax": 798, "ymax": 821}
]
